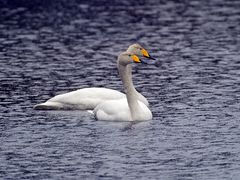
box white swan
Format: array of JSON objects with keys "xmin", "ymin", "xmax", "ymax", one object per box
[
  {"xmin": 34, "ymin": 44, "xmax": 154, "ymax": 110},
  {"xmin": 94, "ymin": 52, "xmax": 152, "ymax": 121}
]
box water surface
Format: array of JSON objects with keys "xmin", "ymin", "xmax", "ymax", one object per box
[{"xmin": 1, "ymin": 0, "xmax": 240, "ymax": 179}]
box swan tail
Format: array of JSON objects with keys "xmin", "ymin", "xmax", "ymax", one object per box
[{"xmin": 34, "ymin": 101, "xmax": 63, "ymax": 110}]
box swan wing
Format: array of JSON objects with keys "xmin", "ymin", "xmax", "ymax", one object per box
[{"xmin": 34, "ymin": 88, "xmax": 125, "ymax": 110}]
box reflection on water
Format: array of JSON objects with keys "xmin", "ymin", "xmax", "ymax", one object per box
[{"xmin": 1, "ymin": 0, "xmax": 240, "ymax": 179}]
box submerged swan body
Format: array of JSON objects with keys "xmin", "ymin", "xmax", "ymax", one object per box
[
  {"xmin": 94, "ymin": 52, "xmax": 152, "ymax": 121},
  {"xmin": 34, "ymin": 44, "xmax": 154, "ymax": 110}
]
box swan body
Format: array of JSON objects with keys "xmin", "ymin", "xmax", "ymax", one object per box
[
  {"xmin": 34, "ymin": 88, "xmax": 125, "ymax": 110},
  {"xmin": 34, "ymin": 44, "xmax": 153, "ymax": 110},
  {"xmin": 94, "ymin": 98, "xmax": 152, "ymax": 121},
  {"xmin": 94, "ymin": 52, "xmax": 152, "ymax": 121},
  {"xmin": 34, "ymin": 87, "xmax": 149, "ymax": 110}
]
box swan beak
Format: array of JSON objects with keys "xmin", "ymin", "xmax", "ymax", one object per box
[
  {"xmin": 147, "ymin": 55, "xmax": 156, "ymax": 60},
  {"xmin": 131, "ymin": 55, "xmax": 148, "ymax": 64},
  {"xmin": 131, "ymin": 55, "xmax": 141, "ymax": 63},
  {"xmin": 141, "ymin": 48, "xmax": 155, "ymax": 60}
]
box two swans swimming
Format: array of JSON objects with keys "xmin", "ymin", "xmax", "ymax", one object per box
[{"xmin": 34, "ymin": 44, "xmax": 154, "ymax": 121}]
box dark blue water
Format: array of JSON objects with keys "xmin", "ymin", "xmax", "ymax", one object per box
[{"xmin": 1, "ymin": 0, "xmax": 240, "ymax": 179}]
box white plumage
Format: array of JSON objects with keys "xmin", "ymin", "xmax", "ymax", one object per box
[
  {"xmin": 94, "ymin": 98, "xmax": 152, "ymax": 121},
  {"xmin": 93, "ymin": 52, "xmax": 152, "ymax": 121},
  {"xmin": 34, "ymin": 44, "xmax": 152, "ymax": 111},
  {"xmin": 34, "ymin": 88, "xmax": 125, "ymax": 110}
]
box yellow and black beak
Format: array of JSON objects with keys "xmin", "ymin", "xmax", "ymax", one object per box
[
  {"xmin": 131, "ymin": 55, "xmax": 148, "ymax": 64},
  {"xmin": 131, "ymin": 55, "xmax": 141, "ymax": 63},
  {"xmin": 141, "ymin": 48, "xmax": 156, "ymax": 60}
]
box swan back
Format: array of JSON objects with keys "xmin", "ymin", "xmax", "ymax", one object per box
[{"xmin": 34, "ymin": 88, "xmax": 126, "ymax": 110}]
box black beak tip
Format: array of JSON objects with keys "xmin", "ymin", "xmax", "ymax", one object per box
[
  {"xmin": 149, "ymin": 56, "xmax": 156, "ymax": 60},
  {"xmin": 135, "ymin": 59, "xmax": 147, "ymax": 64},
  {"xmin": 144, "ymin": 55, "xmax": 156, "ymax": 60}
]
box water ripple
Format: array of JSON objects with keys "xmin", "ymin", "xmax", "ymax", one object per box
[{"xmin": 1, "ymin": 0, "xmax": 240, "ymax": 179}]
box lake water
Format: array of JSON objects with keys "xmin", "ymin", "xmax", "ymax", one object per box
[{"xmin": 1, "ymin": 0, "xmax": 240, "ymax": 179}]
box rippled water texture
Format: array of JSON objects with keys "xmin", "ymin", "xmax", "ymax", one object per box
[{"xmin": 1, "ymin": 0, "xmax": 240, "ymax": 179}]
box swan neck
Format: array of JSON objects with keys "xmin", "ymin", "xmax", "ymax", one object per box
[{"xmin": 118, "ymin": 63, "xmax": 141, "ymax": 120}]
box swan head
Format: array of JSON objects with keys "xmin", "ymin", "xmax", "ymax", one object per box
[
  {"xmin": 118, "ymin": 52, "xmax": 142, "ymax": 66},
  {"xmin": 127, "ymin": 44, "xmax": 155, "ymax": 60}
]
